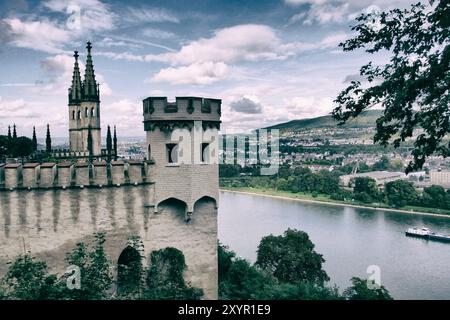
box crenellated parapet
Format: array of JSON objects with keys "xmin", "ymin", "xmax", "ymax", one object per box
[
  {"xmin": 0, "ymin": 160, "xmax": 155, "ymax": 190},
  {"xmin": 143, "ymin": 97, "xmax": 221, "ymax": 132}
]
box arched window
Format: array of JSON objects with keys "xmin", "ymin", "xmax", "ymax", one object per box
[
  {"xmin": 91, "ymin": 107, "xmax": 95, "ymax": 117},
  {"xmin": 77, "ymin": 110, "xmax": 81, "ymax": 119},
  {"xmin": 148, "ymin": 144, "xmax": 151, "ymax": 158},
  {"xmin": 85, "ymin": 108, "xmax": 88, "ymax": 117},
  {"xmin": 72, "ymin": 110, "xmax": 75, "ymax": 120},
  {"xmin": 117, "ymin": 246, "xmax": 142, "ymax": 295}
]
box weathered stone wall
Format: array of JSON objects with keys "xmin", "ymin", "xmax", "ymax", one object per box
[
  {"xmin": 22, "ymin": 164, "xmax": 39, "ymax": 188},
  {"xmin": 0, "ymin": 185, "xmax": 218, "ymax": 299},
  {"xmin": 0, "ymin": 161, "xmax": 152, "ymax": 190}
]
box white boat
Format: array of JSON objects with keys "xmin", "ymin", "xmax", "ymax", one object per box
[
  {"xmin": 405, "ymin": 227, "xmax": 431, "ymax": 237},
  {"xmin": 405, "ymin": 227, "xmax": 450, "ymax": 242}
]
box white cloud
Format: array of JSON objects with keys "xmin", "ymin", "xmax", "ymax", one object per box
[
  {"xmin": 0, "ymin": 97, "xmax": 39, "ymax": 118},
  {"xmin": 142, "ymin": 28, "xmax": 176, "ymax": 39},
  {"xmin": 150, "ymin": 62, "xmax": 229, "ymax": 85},
  {"xmin": 122, "ymin": 7, "xmax": 179, "ymax": 24},
  {"xmin": 1, "ymin": 0, "xmax": 116, "ymax": 54},
  {"xmin": 35, "ymin": 54, "xmax": 112, "ymax": 96},
  {"xmin": 2, "ymin": 18, "xmax": 70, "ymax": 53},
  {"xmin": 145, "ymin": 24, "xmax": 287, "ymax": 66},
  {"xmin": 284, "ymin": 96, "xmax": 334, "ymax": 117},
  {"xmin": 102, "ymin": 99, "xmax": 143, "ymax": 133},
  {"xmin": 287, "ymin": 0, "xmax": 418, "ymax": 25}
]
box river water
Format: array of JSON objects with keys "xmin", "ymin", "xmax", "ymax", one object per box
[{"xmin": 218, "ymin": 191, "xmax": 450, "ymax": 300}]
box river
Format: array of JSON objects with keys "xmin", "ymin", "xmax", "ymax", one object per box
[{"xmin": 218, "ymin": 191, "xmax": 450, "ymax": 300}]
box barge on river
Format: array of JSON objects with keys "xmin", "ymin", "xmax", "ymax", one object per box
[{"xmin": 405, "ymin": 227, "xmax": 450, "ymax": 242}]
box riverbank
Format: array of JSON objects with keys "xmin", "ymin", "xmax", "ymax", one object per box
[{"xmin": 220, "ymin": 187, "xmax": 450, "ymax": 218}]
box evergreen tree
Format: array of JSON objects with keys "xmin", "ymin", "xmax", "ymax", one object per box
[
  {"xmin": 7, "ymin": 125, "xmax": 11, "ymax": 139},
  {"xmin": 32, "ymin": 126, "xmax": 37, "ymax": 151},
  {"xmin": 45, "ymin": 124, "xmax": 51, "ymax": 153},
  {"xmin": 12, "ymin": 124, "xmax": 17, "ymax": 139},
  {"xmin": 113, "ymin": 125, "xmax": 117, "ymax": 160},
  {"xmin": 106, "ymin": 125, "xmax": 112, "ymax": 161},
  {"xmin": 87, "ymin": 125, "xmax": 93, "ymax": 162}
]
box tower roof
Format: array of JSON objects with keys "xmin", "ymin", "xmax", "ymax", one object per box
[
  {"xmin": 82, "ymin": 41, "xmax": 100, "ymax": 102},
  {"xmin": 68, "ymin": 50, "xmax": 82, "ymax": 105}
]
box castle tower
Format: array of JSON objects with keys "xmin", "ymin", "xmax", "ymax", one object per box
[
  {"xmin": 68, "ymin": 42, "xmax": 101, "ymax": 156},
  {"xmin": 143, "ymin": 96, "xmax": 221, "ymax": 298},
  {"xmin": 143, "ymin": 97, "xmax": 222, "ymax": 218}
]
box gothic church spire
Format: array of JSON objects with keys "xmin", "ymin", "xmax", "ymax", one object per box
[
  {"xmin": 69, "ymin": 50, "xmax": 82, "ymax": 105},
  {"xmin": 83, "ymin": 41, "xmax": 99, "ymax": 102}
]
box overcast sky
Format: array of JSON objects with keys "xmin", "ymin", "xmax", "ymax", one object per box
[{"xmin": 0, "ymin": 0, "xmax": 420, "ymax": 137}]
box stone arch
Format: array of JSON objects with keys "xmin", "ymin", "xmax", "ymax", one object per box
[
  {"xmin": 194, "ymin": 195, "xmax": 217, "ymax": 209},
  {"xmin": 77, "ymin": 110, "xmax": 81, "ymax": 119},
  {"xmin": 72, "ymin": 110, "xmax": 75, "ymax": 120},
  {"xmin": 192, "ymin": 195, "xmax": 218, "ymax": 224},
  {"xmin": 117, "ymin": 245, "xmax": 142, "ymax": 295},
  {"xmin": 155, "ymin": 197, "xmax": 188, "ymax": 221},
  {"xmin": 85, "ymin": 107, "xmax": 88, "ymax": 118}
]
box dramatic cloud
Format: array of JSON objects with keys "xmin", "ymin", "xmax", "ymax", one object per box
[
  {"xmin": 150, "ymin": 62, "xmax": 229, "ymax": 85},
  {"xmin": 1, "ymin": 18, "xmax": 71, "ymax": 53},
  {"xmin": 145, "ymin": 24, "xmax": 287, "ymax": 66},
  {"xmin": 229, "ymin": 97, "xmax": 263, "ymax": 114}
]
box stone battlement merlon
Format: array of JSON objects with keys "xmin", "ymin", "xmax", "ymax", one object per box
[
  {"xmin": 0, "ymin": 160, "xmax": 155, "ymax": 190},
  {"xmin": 143, "ymin": 96, "xmax": 221, "ymax": 125}
]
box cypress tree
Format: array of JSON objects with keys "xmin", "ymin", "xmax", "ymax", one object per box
[
  {"xmin": 87, "ymin": 125, "xmax": 93, "ymax": 162},
  {"xmin": 7, "ymin": 125, "xmax": 11, "ymax": 139},
  {"xmin": 45, "ymin": 124, "xmax": 52, "ymax": 153},
  {"xmin": 106, "ymin": 125, "xmax": 112, "ymax": 161},
  {"xmin": 32, "ymin": 126, "xmax": 37, "ymax": 151},
  {"xmin": 13, "ymin": 124, "xmax": 17, "ymax": 139},
  {"xmin": 113, "ymin": 126, "xmax": 117, "ymax": 160}
]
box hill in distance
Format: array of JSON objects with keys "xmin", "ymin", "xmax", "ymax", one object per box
[{"xmin": 265, "ymin": 110, "xmax": 382, "ymax": 132}]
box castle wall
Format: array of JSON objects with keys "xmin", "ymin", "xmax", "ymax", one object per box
[
  {"xmin": 0, "ymin": 161, "xmax": 153, "ymax": 190},
  {"xmin": 111, "ymin": 161, "xmax": 125, "ymax": 186},
  {"xmin": 57, "ymin": 163, "xmax": 73, "ymax": 188},
  {"xmin": 40, "ymin": 163, "xmax": 56, "ymax": 188},
  {"xmin": 93, "ymin": 162, "xmax": 108, "ymax": 186},
  {"xmin": 22, "ymin": 163, "xmax": 39, "ymax": 188},
  {"xmin": 4, "ymin": 164, "xmax": 21, "ymax": 190},
  {"xmin": 146, "ymin": 127, "xmax": 219, "ymax": 212},
  {"xmin": 75, "ymin": 163, "xmax": 90, "ymax": 186},
  {"xmin": 0, "ymin": 164, "xmax": 5, "ymax": 187},
  {"xmin": 0, "ymin": 184, "xmax": 218, "ymax": 299},
  {"xmin": 128, "ymin": 161, "xmax": 144, "ymax": 185}
]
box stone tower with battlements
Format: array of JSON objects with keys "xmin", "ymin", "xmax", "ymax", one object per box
[
  {"xmin": 68, "ymin": 42, "xmax": 101, "ymax": 156},
  {"xmin": 143, "ymin": 97, "xmax": 221, "ymax": 219}
]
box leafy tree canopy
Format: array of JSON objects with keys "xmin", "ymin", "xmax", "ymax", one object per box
[
  {"xmin": 255, "ymin": 229, "xmax": 329, "ymax": 285},
  {"xmin": 333, "ymin": 0, "xmax": 450, "ymax": 173}
]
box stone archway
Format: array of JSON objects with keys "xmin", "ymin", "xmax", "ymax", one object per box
[{"xmin": 117, "ymin": 246, "xmax": 142, "ymax": 295}]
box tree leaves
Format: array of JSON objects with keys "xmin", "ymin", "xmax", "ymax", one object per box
[{"xmin": 333, "ymin": 0, "xmax": 450, "ymax": 173}]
